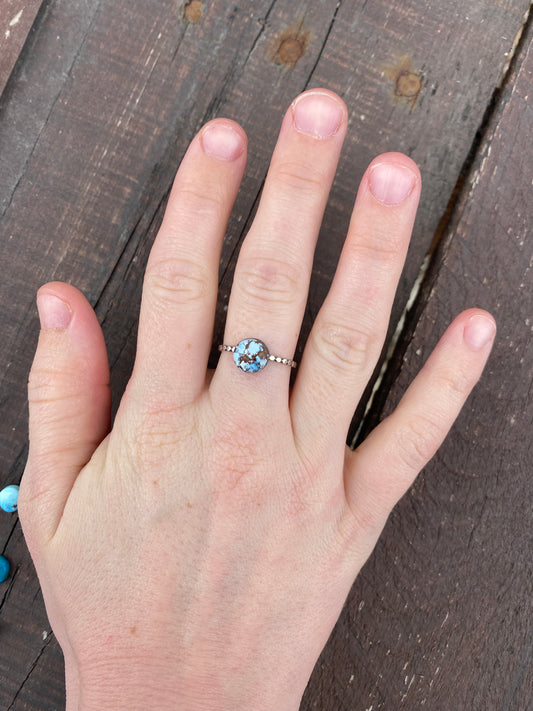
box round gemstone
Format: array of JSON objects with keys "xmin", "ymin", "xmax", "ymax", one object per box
[
  {"xmin": 0, "ymin": 555, "xmax": 10, "ymax": 582},
  {"xmin": 0, "ymin": 484, "xmax": 19, "ymax": 513},
  {"xmin": 233, "ymin": 338, "xmax": 269, "ymax": 373}
]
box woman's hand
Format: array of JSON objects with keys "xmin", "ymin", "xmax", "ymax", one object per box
[{"xmin": 19, "ymin": 89, "xmax": 496, "ymax": 711}]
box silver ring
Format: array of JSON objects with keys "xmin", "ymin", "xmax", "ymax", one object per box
[{"xmin": 218, "ymin": 338, "xmax": 297, "ymax": 373}]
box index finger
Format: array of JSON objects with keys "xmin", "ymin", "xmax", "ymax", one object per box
[{"xmin": 131, "ymin": 119, "xmax": 247, "ymax": 407}]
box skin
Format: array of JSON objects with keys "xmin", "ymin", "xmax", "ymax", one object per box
[{"xmin": 19, "ymin": 89, "xmax": 496, "ymax": 711}]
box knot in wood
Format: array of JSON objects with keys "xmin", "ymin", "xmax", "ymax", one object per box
[
  {"xmin": 184, "ymin": 0, "xmax": 203, "ymax": 24},
  {"xmin": 395, "ymin": 71, "xmax": 422, "ymax": 98},
  {"xmin": 278, "ymin": 37, "xmax": 305, "ymax": 67}
]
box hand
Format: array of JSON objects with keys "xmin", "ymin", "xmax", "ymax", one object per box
[{"xmin": 19, "ymin": 89, "xmax": 496, "ymax": 711}]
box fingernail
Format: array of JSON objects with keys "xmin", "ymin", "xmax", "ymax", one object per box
[
  {"xmin": 463, "ymin": 314, "xmax": 496, "ymax": 350},
  {"xmin": 292, "ymin": 92, "xmax": 344, "ymax": 138},
  {"xmin": 37, "ymin": 294, "xmax": 72, "ymax": 330},
  {"xmin": 368, "ymin": 163, "xmax": 417, "ymax": 205},
  {"xmin": 201, "ymin": 123, "xmax": 244, "ymax": 161}
]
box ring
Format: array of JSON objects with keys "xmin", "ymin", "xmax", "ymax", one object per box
[{"xmin": 218, "ymin": 338, "xmax": 297, "ymax": 373}]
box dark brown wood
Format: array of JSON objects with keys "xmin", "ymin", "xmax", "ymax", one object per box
[
  {"xmin": 0, "ymin": 0, "xmax": 531, "ymax": 707},
  {"xmin": 303, "ymin": 16, "xmax": 533, "ymax": 711},
  {"xmin": 0, "ymin": 0, "xmax": 45, "ymax": 100}
]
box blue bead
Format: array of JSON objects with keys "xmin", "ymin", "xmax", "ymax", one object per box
[
  {"xmin": 0, "ymin": 485, "xmax": 19, "ymax": 513},
  {"xmin": 0, "ymin": 555, "xmax": 10, "ymax": 582},
  {"xmin": 233, "ymin": 338, "xmax": 269, "ymax": 373}
]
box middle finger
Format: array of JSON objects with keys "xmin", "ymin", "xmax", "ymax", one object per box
[{"xmin": 210, "ymin": 89, "xmax": 348, "ymax": 409}]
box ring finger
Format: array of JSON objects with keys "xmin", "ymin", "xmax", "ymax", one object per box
[
  {"xmin": 210, "ymin": 89, "xmax": 348, "ymax": 409},
  {"xmin": 290, "ymin": 152, "xmax": 421, "ymax": 456}
]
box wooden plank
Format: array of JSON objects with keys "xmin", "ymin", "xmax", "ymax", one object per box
[
  {"xmin": 303, "ymin": 18, "xmax": 533, "ymax": 711},
  {"xmin": 0, "ymin": 0, "xmax": 531, "ymax": 706},
  {"xmin": 0, "ymin": 0, "xmax": 99, "ymax": 216},
  {"xmin": 0, "ymin": 0, "xmax": 45, "ymax": 100}
]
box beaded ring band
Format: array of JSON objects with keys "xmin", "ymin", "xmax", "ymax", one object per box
[{"xmin": 218, "ymin": 338, "xmax": 297, "ymax": 373}]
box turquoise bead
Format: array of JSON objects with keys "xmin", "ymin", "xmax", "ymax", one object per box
[
  {"xmin": 0, "ymin": 555, "xmax": 9, "ymax": 582},
  {"xmin": 233, "ymin": 338, "xmax": 269, "ymax": 373},
  {"xmin": 0, "ymin": 484, "xmax": 19, "ymax": 513}
]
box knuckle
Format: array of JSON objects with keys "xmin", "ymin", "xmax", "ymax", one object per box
[
  {"xmin": 116, "ymin": 386, "xmax": 196, "ymax": 469},
  {"xmin": 312, "ymin": 318, "xmax": 377, "ymax": 373},
  {"xmin": 347, "ymin": 233, "xmax": 403, "ymax": 265},
  {"xmin": 145, "ymin": 257, "xmax": 210, "ymax": 307},
  {"xmin": 437, "ymin": 365, "xmax": 472, "ymax": 399},
  {"xmin": 174, "ymin": 182, "xmax": 226, "ymax": 217},
  {"xmin": 207, "ymin": 417, "xmax": 264, "ymax": 499},
  {"xmin": 285, "ymin": 461, "xmax": 344, "ymax": 524},
  {"xmin": 132, "ymin": 397, "xmax": 196, "ymax": 464},
  {"xmin": 275, "ymin": 160, "xmax": 325, "ymax": 195},
  {"xmin": 282, "ymin": 460, "xmax": 318, "ymax": 518},
  {"xmin": 395, "ymin": 413, "xmax": 443, "ymax": 473},
  {"xmin": 28, "ymin": 365, "xmax": 73, "ymax": 392},
  {"xmin": 28, "ymin": 385, "xmax": 82, "ymax": 408},
  {"xmin": 237, "ymin": 254, "xmax": 301, "ymax": 307},
  {"xmin": 28, "ymin": 370, "xmax": 107, "ymax": 410}
]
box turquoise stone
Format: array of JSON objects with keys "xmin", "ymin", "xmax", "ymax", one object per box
[
  {"xmin": 233, "ymin": 338, "xmax": 269, "ymax": 373},
  {"xmin": 0, "ymin": 555, "xmax": 9, "ymax": 582},
  {"xmin": 0, "ymin": 485, "xmax": 19, "ymax": 513}
]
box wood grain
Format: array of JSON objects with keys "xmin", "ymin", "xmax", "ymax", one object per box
[
  {"xmin": 302, "ymin": 15, "xmax": 533, "ymax": 711},
  {"xmin": 0, "ymin": 0, "xmax": 45, "ymax": 100},
  {"xmin": 0, "ymin": 0, "xmax": 531, "ymax": 707}
]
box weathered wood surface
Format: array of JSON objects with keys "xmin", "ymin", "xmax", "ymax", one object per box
[
  {"xmin": 0, "ymin": 0, "xmax": 531, "ymax": 708},
  {"xmin": 303, "ymin": 17, "xmax": 533, "ymax": 711},
  {"xmin": 0, "ymin": 0, "xmax": 45, "ymax": 99}
]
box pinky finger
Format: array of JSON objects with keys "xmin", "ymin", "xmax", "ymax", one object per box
[{"xmin": 344, "ymin": 309, "xmax": 496, "ymax": 536}]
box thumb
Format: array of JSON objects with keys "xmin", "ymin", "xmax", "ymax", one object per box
[{"xmin": 19, "ymin": 283, "xmax": 111, "ymax": 549}]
